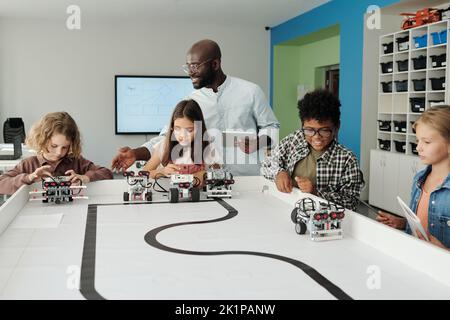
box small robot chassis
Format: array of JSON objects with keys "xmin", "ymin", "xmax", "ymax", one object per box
[
  {"xmin": 204, "ymin": 168, "xmax": 234, "ymax": 198},
  {"xmin": 29, "ymin": 176, "xmax": 87, "ymax": 204},
  {"xmin": 168, "ymin": 174, "xmax": 201, "ymax": 203},
  {"xmin": 291, "ymin": 197, "xmax": 345, "ymax": 241},
  {"xmin": 123, "ymin": 170, "xmax": 153, "ymax": 202}
]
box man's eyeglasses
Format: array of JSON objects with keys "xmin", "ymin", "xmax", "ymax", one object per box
[
  {"xmin": 182, "ymin": 59, "xmax": 213, "ymax": 74},
  {"xmin": 302, "ymin": 127, "xmax": 334, "ymax": 138}
]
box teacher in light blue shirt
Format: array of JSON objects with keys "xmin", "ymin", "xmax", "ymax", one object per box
[{"xmin": 111, "ymin": 39, "xmax": 279, "ymax": 176}]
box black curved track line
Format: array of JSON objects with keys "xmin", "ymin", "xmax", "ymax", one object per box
[{"xmin": 144, "ymin": 198, "xmax": 353, "ymax": 300}]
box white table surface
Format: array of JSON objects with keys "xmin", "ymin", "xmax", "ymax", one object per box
[{"xmin": 0, "ymin": 176, "xmax": 448, "ymax": 300}]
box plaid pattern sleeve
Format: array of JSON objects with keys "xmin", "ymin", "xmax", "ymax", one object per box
[
  {"xmin": 315, "ymin": 145, "xmax": 363, "ymax": 211},
  {"xmin": 260, "ymin": 134, "xmax": 294, "ymax": 180}
]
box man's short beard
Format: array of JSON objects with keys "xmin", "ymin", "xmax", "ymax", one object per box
[{"xmin": 195, "ymin": 69, "xmax": 214, "ymax": 89}]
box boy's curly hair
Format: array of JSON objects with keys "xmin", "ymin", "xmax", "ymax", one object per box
[
  {"xmin": 297, "ymin": 89, "xmax": 341, "ymax": 127},
  {"xmin": 25, "ymin": 112, "xmax": 82, "ymax": 158}
]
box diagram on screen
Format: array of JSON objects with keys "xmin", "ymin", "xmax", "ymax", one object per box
[{"xmin": 116, "ymin": 76, "xmax": 193, "ymax": 133}]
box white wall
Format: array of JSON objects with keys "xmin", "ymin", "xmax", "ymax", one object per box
[{"xmin": 0, "ymin": 18, "xmax": 269, "ymax": 167}]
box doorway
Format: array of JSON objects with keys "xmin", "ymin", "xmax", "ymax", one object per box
[
  {"xmin": 316, "ymin": 64, "xmax": 340, "ymax": 97},
  {"xmin": 326, "ymin": 67, "xmax": 340, "ymax": 97}
]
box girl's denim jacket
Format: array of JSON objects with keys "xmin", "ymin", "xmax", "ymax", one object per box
[{"xmin": 406, "ymin": 166, "xmax": 450, "ymax": 248}]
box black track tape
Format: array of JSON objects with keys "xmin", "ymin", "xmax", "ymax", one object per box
[{"xmin": 79, "ymin": 204, "xmax": 105, "ymax": 300}]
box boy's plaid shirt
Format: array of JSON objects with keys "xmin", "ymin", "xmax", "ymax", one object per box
[{"xmin": 260, "ymin": 129, "xmax": 363, "ymax": 211}]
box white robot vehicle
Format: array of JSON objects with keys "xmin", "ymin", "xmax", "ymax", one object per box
[
  {"xmin": 168, "ymin": 174, "xmax": 201, "ymax": 203},
  {"xmin": 123, "ymin": 170, "xmax": 153, "ymax": 202},
  {"xmin": 204, "ymin": 168, "xmax": 234, "ymax": 198},
  {"xmin": 29, "ymin": 176, "xmax": 88, "ymax": 204},
  {"xmin": 291, "ymin": 197, "xmax": 345, "ymax": 241}
]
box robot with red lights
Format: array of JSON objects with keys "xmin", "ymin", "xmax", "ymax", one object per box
[
  {"xmin": 123, "ymin": 170, "xmax": 153, "ymax": 202},
  {"xmin": 29, "ymin": 176, "xmax": 88, "ymax": 204},
  {"xmin": 291, "ymin": 197, "xmax": 345, "ymax": 241},
  {"xmin": 204, "ymin": 168, "xmax": 234, "ymax": 198},
  {"xmin": 168, "ymin": 174, "xmax": 201, "ymax": 203}
]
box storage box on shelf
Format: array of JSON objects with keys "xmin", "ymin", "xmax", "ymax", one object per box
[
  {"xmin": 427, "ymin": 92, "xmax": 446, "ymax": 113},
  {"xmin": 393, "ymin": 120, "xmax": 407, "ymax": 133},
  {"xmin": 413, "ymin": 33, "xmax": 428, "ymax": 48},
  {"xmin": 412, "ymin": 78, "xmax": 426, "ymax": 91},
  {"xmin": 396, "ymin": 59, "xmax": 409, "ymax": 72},
  {"xmin": 382, "ymin": 41, "xmax": 394, "ymax": 55},
  {"xmin": 396, "ymin": 34, "xmax": 410, "ymax": 52},
  {"xmin": 412, "ymin": 55, "xmax": 427, "ymax": 70},
  {"xmin": 430, "ymin": 53, "xmax": 446, "ymax": 68},
  {"xmin": 378, "ymin": 138, "xmax": 391, "ymax": 151},
  {"xmin": 430, "ymin": 76, "xmax": 446, "ymax": 90},
  {"xmin": 430, "ymin": 29, "xmax": 447, "ymax": 45},
  {"xmin": 429, "ymin": 99, "xmax": 445, "ymax": 107},
  {"xmin": 380, "ymin": 61, "xmax": 394, "ymax": 73},
  {"xmin": 381, "ymin": 81, "xmax": 393, "ymax": 93},
  {"xmin": 393, "ymin": 139, "xmax": 407, "ymax": 153},
  {"xmin": 409, "ymin": 97, "xmax": 426, "ymax": 112},
  {"xmin": 395, "ymin": 80, "xmax": 408, "ymax": 92},
  {"xmin": 378, "ymin": 120, "xmax": 392, "ymax": 132}
]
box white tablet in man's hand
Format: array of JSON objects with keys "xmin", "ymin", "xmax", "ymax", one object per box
[
  {"xmin": 222, "ymin": 130, "xmax": 257, "ymax": 139},
  {"xmin": 222, "ymin": 130, "xmax": 258, "ymax": 150}
]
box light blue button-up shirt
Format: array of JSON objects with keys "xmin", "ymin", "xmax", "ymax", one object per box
[{"xmin": 143, "ymin": 76, "xmax": 280, "ymax": 176}]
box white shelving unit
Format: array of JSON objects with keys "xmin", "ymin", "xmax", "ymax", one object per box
[
  {"xmin": 371, "ymin": 20, "xmax": 449, "ymax": 214},
  {"xmin": 377, "ymin": 20, "xmax": 450, "ymax": 157}
]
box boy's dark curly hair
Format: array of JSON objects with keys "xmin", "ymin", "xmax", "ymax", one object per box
[{"xmin": 297, "ymin": 89, "xmax": 341, "ymax": 127}]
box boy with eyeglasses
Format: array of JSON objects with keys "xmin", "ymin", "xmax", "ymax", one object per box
[{"xmin": 261, "ymin": 89, "xmax": 363, "ymax": 211}]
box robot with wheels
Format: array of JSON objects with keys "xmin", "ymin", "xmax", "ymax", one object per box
[
  {"xmin": 204, "ymin": 168, "xmax": 234, "ymax": 198},
  {"xmin": 291, "ymin": 197, "xmax": 345, "ymax": 241},
  {"xmin": 123, "ymin": 170, "xmax": 153, "ymax": 202},
  {"xmin": 168, "ymin": 174, "xmax": 201, "ymax": 203},
  {"xmin": 29, "ymin": 176, "xmax": 88, "ymax": 204}
]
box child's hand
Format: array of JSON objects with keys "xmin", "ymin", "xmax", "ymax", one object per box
[
  {"xmin": 376, "ymin": 211, "xmax": 406, "ymax": 229},
  {"xmin": 162, "ymin": 164, "xmax": 181, "ymax": 176},
  {"xmin": 28, "ymin": 165, "xmax": 53, "ymax": 183},
  {"xmin": 294, "ymin": 177, "xmax": 315, "ymax": 194},
  {"xmin": 275, "ymin": 171, "xmax": 293, "ymax": 193},
  {"xmin": 65, "ymin": 170, "xmax": 90, "ymax": 184}
]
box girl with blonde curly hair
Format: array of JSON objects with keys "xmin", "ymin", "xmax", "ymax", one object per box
[{"xmin": 0, "ymin": 112, "xmax": 112, "ymax": 194}]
